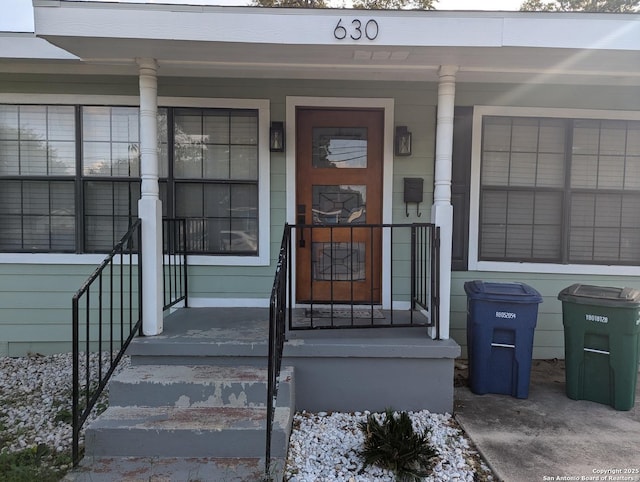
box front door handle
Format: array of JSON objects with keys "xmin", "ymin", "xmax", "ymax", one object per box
[{"xmin": 297, "ymin": 204, "xmax": 306, "ymax": 247}]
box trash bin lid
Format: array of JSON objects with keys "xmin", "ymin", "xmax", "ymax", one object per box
[
  {"xmin": 558, "ymin": 284, "xmax": 640, "ymax": 308},
  {"xmin": 464, "ymin": 280, "xmax": 543, "ymax": 303}
]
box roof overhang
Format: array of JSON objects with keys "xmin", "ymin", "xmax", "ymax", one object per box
[{"xmin": 29, "ymin": 1, "xmax": 640, "ymax": 85}]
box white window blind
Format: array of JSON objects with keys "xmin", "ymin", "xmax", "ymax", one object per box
[{"xmin": 480, "ymin": 115, "xmax": 640, "ymax": 265}]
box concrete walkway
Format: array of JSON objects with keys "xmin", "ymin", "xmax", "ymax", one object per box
[{"xmin": 455, "ymin": 360, "xmax": 640, "ymax": 482}]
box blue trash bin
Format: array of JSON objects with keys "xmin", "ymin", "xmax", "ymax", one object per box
[{"xmin": 464, "ymin": 280, "xmax": 543, "ymax": 399}]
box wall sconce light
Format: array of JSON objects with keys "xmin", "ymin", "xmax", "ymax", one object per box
[
  {"xmin": 270, "ymin": 121, "xmax": 285, "ymax": 152},
  {"xmin": 395, "ymin": 126, "xmax": 412, "ymax": 157}
]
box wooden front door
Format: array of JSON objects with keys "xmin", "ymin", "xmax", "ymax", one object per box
[{"xmin": 295, "ymin": 108, "xmax": 384, "ymax": 304}]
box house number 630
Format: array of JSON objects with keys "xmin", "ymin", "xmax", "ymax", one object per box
[{"xmin": 334, "ymin": 19, "xmax": 379, "ymax": 40}]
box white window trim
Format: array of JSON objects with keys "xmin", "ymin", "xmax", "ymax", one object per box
[
  {"xmin": 469, "ymin": 105, "xmax": 640, "ymax": 276},
  {"xmin": 0, "ymin": 94, "xmax": 270, "ymax": 266},
  {"xmin": 285, "ymin": 96, "xmax": 395, "ymax": 308}
]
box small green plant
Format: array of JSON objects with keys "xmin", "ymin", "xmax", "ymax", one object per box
[
  {"xmin": 359, "ymin": 408, "xmax": 436, "ymax": 482},
  {"xmin": 0, "ymin": 444, "xmax": 62, "ymax": 482},
  {"xmin": 54, "ymin": 408, "xmax": 73, "ymax": 425}
]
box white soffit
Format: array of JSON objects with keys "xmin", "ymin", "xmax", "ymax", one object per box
[{"xmin": 0, "ymin": 33, "xmax": 79, "ymax": 60}]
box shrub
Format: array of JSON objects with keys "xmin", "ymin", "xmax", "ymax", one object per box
[{"xmin": 359, "ymin": 408, "xmax": 436, "ymax": 482}]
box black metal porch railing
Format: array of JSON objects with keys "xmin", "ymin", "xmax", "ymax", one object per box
[
  {"xmin": 288, "ymin": 223, "xmax": 440, "ymax": 334},
  {"xmin": 71, "ymin": 219, "xmax": 142, "ymax": 466},
  {"xmin": 264, "ymin": 222, "xmax": 440, "ymax": 478},
  {"xmin": 71, "ymin": 218, "xmax": 189, "ymax": 466},
  {"xmin": 264, "ymin": 225, "xmax": 291, "ymax": 480},
  {"xmin": 162, "ymin": 218, "xmax": 188, "ymax": 310}
]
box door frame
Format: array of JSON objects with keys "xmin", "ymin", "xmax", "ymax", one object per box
[{"xmin": 285, "ymin": 96, "xmax": 395, "ymax": 309}]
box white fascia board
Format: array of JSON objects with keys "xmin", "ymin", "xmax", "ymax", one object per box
[
  {"xmin": 33, "ymin": 4, "xmax": 503, "ymax": 47},
  {"xmin": 0, "ymin": 33, "xmax": 78, "ymax": 60},
  {"xmin": 33, "ymin": 3, "xmax": 640, "ymax": 52},
  {"xmin": 503, "ymin": 16, "xmax": 640, "ymax": 51}
]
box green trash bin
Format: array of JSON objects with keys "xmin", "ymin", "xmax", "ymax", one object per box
[{"xmin": 558, "ymin": 284, "xmax": 640, "ymax": 411}]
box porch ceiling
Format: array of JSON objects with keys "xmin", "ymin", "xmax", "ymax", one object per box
[{"xmin": 31, "ymin": 1, "xmax": 640, "ymax": 85}]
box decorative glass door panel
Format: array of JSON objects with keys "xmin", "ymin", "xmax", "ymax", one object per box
[
  {"xmin": 296, "ymin": 109, "xmax": 383, "ymax": 303},
  {"xmin": 312, "ymin": 185, "xmax": 366, "ymax": 224}
]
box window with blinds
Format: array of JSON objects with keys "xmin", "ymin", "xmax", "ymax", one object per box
[
  {"xmin": 172, "ymin": 109, "xmax": 258, "ymax": 255},
  {"xmin": 0, "ymin": 104, "xmax": 260, "ymax": 255},
  {"xmin": 480, "ymin": 115, "xmax": 640, "ymax": 265},
  {"xmin": 0, "ymin": 105, "xmax": 76, "ymax": 252},
  {"xmin": 82, "ymin": 106, "xmax": 141, "ymax": 252}
]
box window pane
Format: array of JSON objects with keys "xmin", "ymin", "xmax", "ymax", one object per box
[
  {"xmin": 481, "ymin": 151, "xmax": 510, "ymax": 186},
  {"xmin": 174, "ymin": 145, "xmax": 203, "ymax": 178},
  {"xmin": 83, "ymin": 107, "xmax": 112, "ymax": 141},
  {"xmin": 83, "ymin": 142, "xmax": 112, "ymax": 175},
  {"xmin": 0, "ymin": 181, "xmax": 22, "ymax": 214},
  {"xmin": 312, "ymin": 127, "xmax": 368, "ymax": 168},
  {"xmin": 20, "ymin": 140, "xmax": 48, "ymax": 175},
  {"xmin": 84, "ymin": 181, "xmax": 139, "ymax": 252},
  {"xmin": 312, "ymin": 242, "xmax": 366, "ymax": 281},
  {"xmin": 175, "ymin": 180, "xmax": 258, "ymax": 254},
  {"xmin": 0, "ymin": 216, "xmax": 22, "ymax": 251},
  {"xmin": 111, "ymin": 108, "xmax": 139, "ymax": 143},
  {"xmin": 626, "ymin": 123, "xmax": 640, "ymax": 156},
  {"xmin": 83, "ymin": 107, "xmax": 139, "ymax": 177},
  {"xmin": 231, "ymin": 112, "xmax": 257, "ymax": 145},
  {"xmin": 573, "ymin": 120, "xmax": 600, "ymax": 155},
  {"xmin": 568, "ymin": 192, "xmax": 639, "ymax": 264},
  {"xmin": 480, "ymin": 190, "xmax": 507, "ymax": 259},
  {"xmin": 0, "ymin": 180, "xmax": 75, "ymax": 252},
  {"xmin": 230, "ymin": 184, "xmax": 258, "ymax": 220},
  {"xmin": 48, "ymin": 141, "xmax": 76, "ymax": 175},
  {"xmin": 313, "ymin": 185, "xmax": 366, "ymax": 224},
  {"xmin": 0, "ymin": 105, "xmax": 19, "ymax": 139},
  {"xmin": 175, "ymin": 183, "xmax": 203, "ymax": 217},
  {"xmin": 599, "ymin": 120, "xmax": 626, "ymax": 156},
  {"xmin": 571, "ymin": 154, "xmax": 598, "ymax": 188},
  {"xmin": 483, "ymin": 117, "xmax": 512, "ymax": 152},
  {"xmin": 174, "ymin": 110, "xmax": 203, "ymax": 178},
  {"xmin": 203, "ymin": 113, "xmax": 229, "ymax": 144},
  {"xmin": 19, "ymin": 106, "xmax": 47, "ymax": 141},
  {"xmin": 48, "ymin": 107, "xmax": 76, "ymax": 141},
  {"xmin": 203, "ymin": 145, "xmax": 229, "ymax": 179},
  {"xmin": 506, "ymin": 225, "xmax": 533, "ymax": 258},
  {"xmin": 625, "ymin": 156, "xmax": 640, "ymax": 190},
  {"xmin": 0, "ymin": 140, "xmax": 19, "ymax": 175},
  {"xmin": 538, "ymin": 120, "xmax": 565, "ymax": 153},
  {"xmin": 509, "ymin": 152, "xmax": 537, "ymax": 187},
  {"xmin": 204, "ymin": 183, "xmax": 230, "ymax": 218},
  {"xmin": 620, "ymin": 228, "xmax": 640, "ymax": 263},
  {"xmin": 230, "ymin": 146, "xmax": 257, "ymax": 180},
  {"xmin": 511, "ymin": 118, "xmax": 539, "ymax": 152}
]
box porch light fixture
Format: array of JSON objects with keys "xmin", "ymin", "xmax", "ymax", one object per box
[
  {"xmin": 270, "ymin": 121, "xmax": 285, "ymax": 152},
  {"xmin": 394, "ymin": 126, "xmax": 412, "ymax": 157}
]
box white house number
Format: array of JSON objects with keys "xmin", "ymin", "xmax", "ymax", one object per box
[{"xmin": 333, "ymin": 19, "xmax": 379, "ymax": 41}]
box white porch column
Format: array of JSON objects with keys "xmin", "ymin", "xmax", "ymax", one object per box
[
  {"xmin": 430, "ymin": 65, "xmax": 458, "ymax": 340},
  {"xmin": 137, "ymin": 58, "xmax": 163, "ymax": 336}
]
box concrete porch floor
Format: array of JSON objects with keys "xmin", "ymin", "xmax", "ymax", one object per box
[{"xmin": 128, "ymin": 307, "xmax": 460, "ymax": 413}]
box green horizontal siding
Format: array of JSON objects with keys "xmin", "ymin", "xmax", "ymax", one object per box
[{"xmin": 2, "ymin": 73, "xmax": 640, "ymax": 355}]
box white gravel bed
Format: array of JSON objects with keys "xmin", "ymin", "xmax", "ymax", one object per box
[
  {"xmin": 1, "ymin": 353, "xmax": 492, "ymax": 481},
  {"xmin": 0, "ymin": 352, "xmax": 129, "ymax": 467},
  {"xmin": 285, "ymin": 410, "xmax": 493, "ymax": 481}
]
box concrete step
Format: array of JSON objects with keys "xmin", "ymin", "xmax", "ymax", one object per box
[
  {"xmin": 109, "ymin": 364, "xmax": 294, "ymax": 409},
  {"xmin": 84, "ymin": 405, "xmax": 293, "ymax": 458},
  {"xmin": 63, "ymin": 456, "xmax": 285, "ymax": 482}
]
